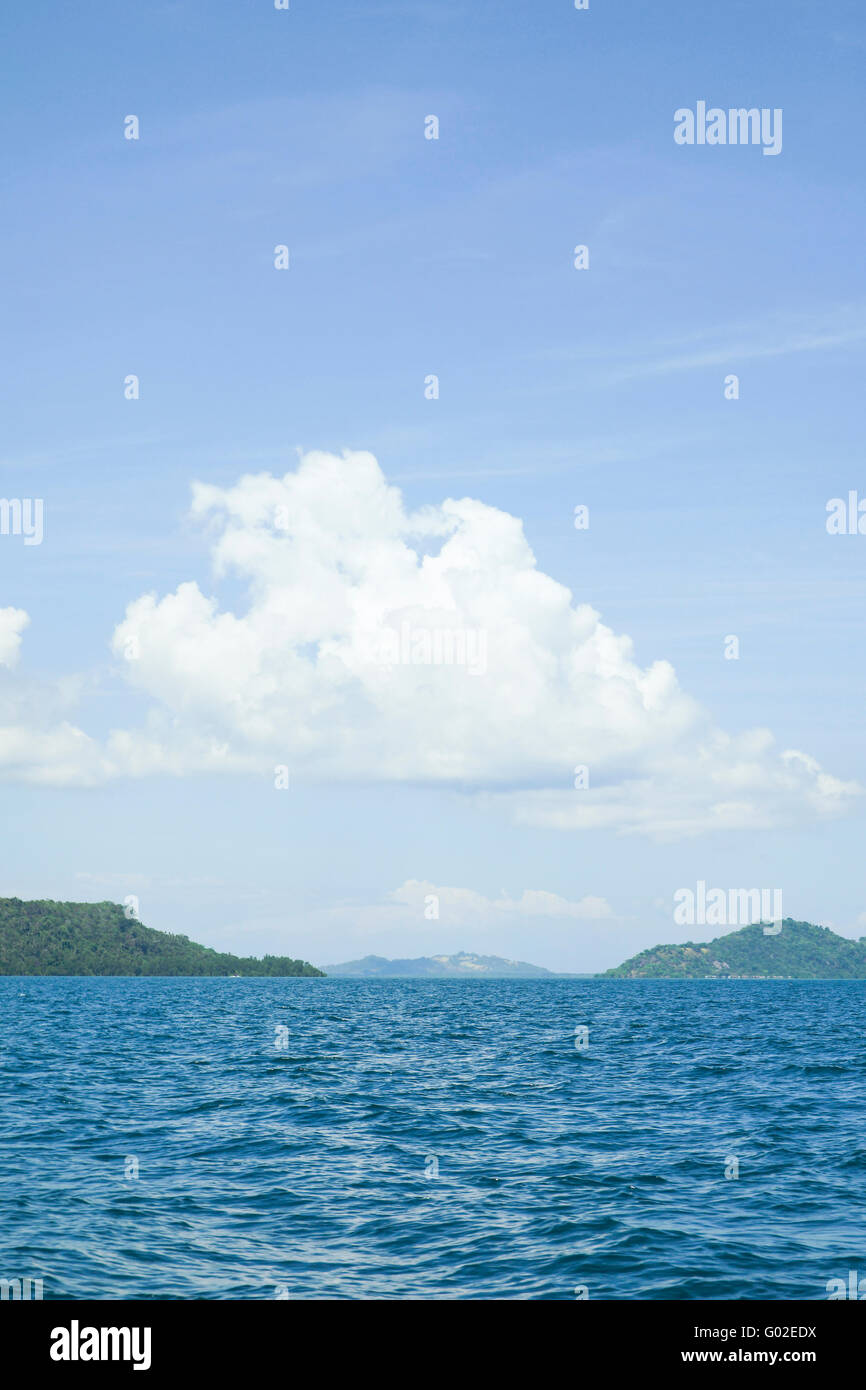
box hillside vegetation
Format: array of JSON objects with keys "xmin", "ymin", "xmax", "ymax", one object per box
[
  {"xmin": 0, "ymin": 898, "xmax": 323, "ymax": 976},
  {"xmin": 603, "ymin": 919, "xmax": 866, "ymax": 979}
]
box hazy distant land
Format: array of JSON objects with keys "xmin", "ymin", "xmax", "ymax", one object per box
[{"xmin": 324, "ymin": 951, "xmax": 561, "ymax": 978}]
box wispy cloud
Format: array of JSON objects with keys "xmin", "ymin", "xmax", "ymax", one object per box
[
  {"xmin": 601, "ymin": 305, "xmax": 866, "ymax": 384},
  {"xmin": 527, "ymin": 304, "xmax": 866, "ymax": 390}
]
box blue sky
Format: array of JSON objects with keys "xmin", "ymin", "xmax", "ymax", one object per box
[{"xmin": 1, "ymin": 0, "xmax": 865, "ymax": 971}]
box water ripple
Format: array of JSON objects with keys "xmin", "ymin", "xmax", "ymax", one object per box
[{"xmin": 0, "ymin": 977, "xmax": 865, "ymax": 1299}]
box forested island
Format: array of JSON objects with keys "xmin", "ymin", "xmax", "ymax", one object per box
[
  {"xmin": 0, "ymin": 898, "xmax": 322, "ymax": 976},
  {"xmin": 604, "ymin": 919, "xmax": 866, "ymax": 979}
]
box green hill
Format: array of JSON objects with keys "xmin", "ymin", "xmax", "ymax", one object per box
[
  {"xmin": 603, "ymin": 918, "xmax": 866, "ymax": 979},
  {"xmin": 0, "ymin": 898, "xmax": 323, "ymax": 977}
]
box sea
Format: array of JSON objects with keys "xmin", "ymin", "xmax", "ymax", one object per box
[{"xmin": 1, "ymin": 976, "xmax": 864, "ymax": 1300}]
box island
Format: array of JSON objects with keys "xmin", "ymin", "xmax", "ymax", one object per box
[
  {"xmin": 0, "ymin": 898, "xmax": 323, "ymax": 976},
  {"xmin": 325, "ymin": 951, "xmax": 556, "ymax": 978},
  {"xmin": 603, "ymin": 918, "xmax": 866, "ymax": 979}
]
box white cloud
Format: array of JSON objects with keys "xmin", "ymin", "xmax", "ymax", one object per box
[
  {"xmin": 0, "ymin": 449, "xmax": 859, "ymax": 837},
  {"xmin": 386, "ymin": 880, "xmax": 614, "ymax": 922},
  {"xmin": 483, "ymin": 742, "xmax": 859, "ymax": 840},
  {"xmin": 279, "ymin": 879, "xmax": 617, "ymax": 958},
  {"xmin": 0, "ymin": 607, "xmax": 28, "ymax": 668},
  {"xmin": 195, "ymin": 879, "xmax": 617, "ymax": 966}
]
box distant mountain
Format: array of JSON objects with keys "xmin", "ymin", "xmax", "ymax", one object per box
[
  {"xmin": 324, "ymin": 951, "xmax": 555, "ymax": 978},
  {"xmin": 0, "ymin": 898, "xmax": 323, "ymax": 976},
  {"xmin": 603, "ymin": 919, "xmax": 866, "ymax": 979}
]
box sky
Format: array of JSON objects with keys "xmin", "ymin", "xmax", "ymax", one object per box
[{"xmin": 1, "ymin": 0, "xmax": 865, "ymax": 972}]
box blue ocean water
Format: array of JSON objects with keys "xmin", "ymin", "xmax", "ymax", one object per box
[{"xmin": 1, "ymin": 977, "xmax": 865, "ymax": 1300}]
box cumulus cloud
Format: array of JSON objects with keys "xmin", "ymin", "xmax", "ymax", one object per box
[
  {"xmin": 387, "ymin": 880, "xmax": 614, "ymax": 922},
  {"xmin": 295, "ymin": 879, "xmax": 616, "ymax": 956},
  {"xmin": 0, "ymin": 607, "xmax": 28, "ymax": 668},
  {"xmin": 0, "ymin": 449, "xmax": 858, "ymax": 836},
  {"xmin": 0, "ymin": 609, "xmax": 115, "ymax": 786},
  {"xmin": 482, "ymin": 742, "xmax": 858, "ymax": 840}
]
